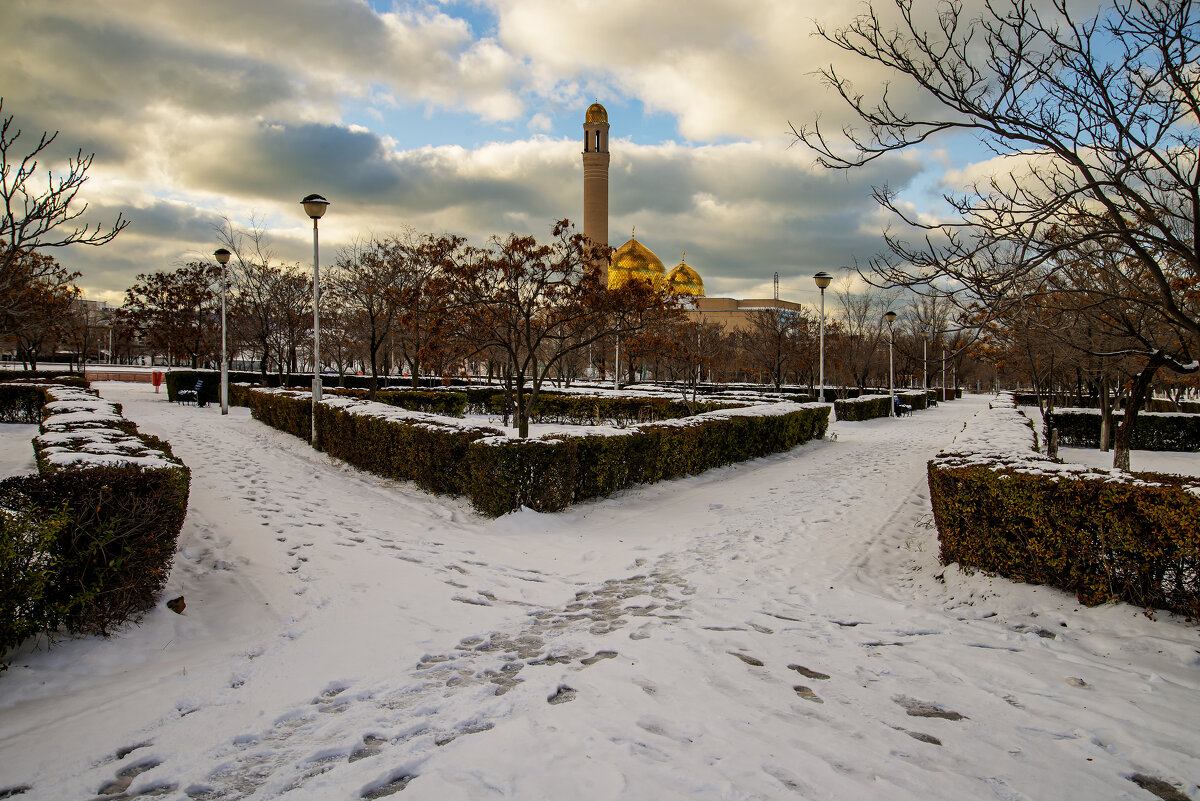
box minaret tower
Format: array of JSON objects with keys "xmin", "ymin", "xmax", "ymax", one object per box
[{"xmin": 582, "ymin": 102, "xmax": 610, "ymax": 258}]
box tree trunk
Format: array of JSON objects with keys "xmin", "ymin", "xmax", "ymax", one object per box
[
  {"xmin": 1099, "ymin": 375, "xmax": 1112, "ymax": 452},
  {"xmin": 1113, "ymin": 361, "xmax": 1160, "ymax": 471}
]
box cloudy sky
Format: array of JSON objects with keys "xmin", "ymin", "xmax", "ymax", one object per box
[{"xmin": 1, "ymin": 0, "xmax": 1010, "ymax": 305}]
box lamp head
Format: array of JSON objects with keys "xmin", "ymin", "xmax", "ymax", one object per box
[
  {"xmin": 301, "ymin": 193, "xmax": 330, "ymax": 220},
  {"xmin": 884, "ymin": 310, "xmax": 897, "ymax": 324},
  {"xmin": 813, "ymin": 271, "xmax": 832, "ymax": 290},
  {"xmin": 213, "ymin": 248, "xmax": 231, "ymax": 265}
]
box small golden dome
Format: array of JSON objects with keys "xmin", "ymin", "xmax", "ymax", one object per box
[
  {"xmin": 586, "ymin": 102, "xmax": 608, "ymax": 123},
  {"xmin": 609, "ymin": 235, "xmax": 666, "ymax": 290},
  {"xmin": 666, "ymin": 254, "xmax": 705, "ymax": 296}
]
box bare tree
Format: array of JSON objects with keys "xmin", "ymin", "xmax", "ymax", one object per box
[
  {"xmin": 0, "ymin": 99, "xmax": 126, "ymax": 333},
  {"xmin": 796, "ymin": 0, "xmax": 1200, "ymax": 469},
  {"xmin": 449, "ymin": 220, "xmax": 672, "ymax": 438}
]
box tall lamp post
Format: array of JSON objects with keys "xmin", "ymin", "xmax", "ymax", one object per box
[
  {"xmin": 302, "ymin": 193, "xmax": 329, "ymax": 449},
  {"xmin": 213, "ymin": 248, "xmax": 231, "ymax": 415},
  {"xmin": 922, "ymin": 329, "xmax": 928, "ymax": 391},
  {"xmin": 814, "ymin": 271, "xmax": 832, "ymax": 402},
  {"xmin": 885, "ymin": 310, "xmax": 897, "ymax": 417}
]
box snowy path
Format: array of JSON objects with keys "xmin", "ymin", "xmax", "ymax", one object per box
[{"xmin": 1, "ymin": 384, "xmax": 1197, "ymax": 801}]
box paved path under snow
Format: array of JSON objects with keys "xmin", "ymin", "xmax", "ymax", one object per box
[{"xmin": 1, "ymin": 385, "xmax": 1197, "ymax": 801}]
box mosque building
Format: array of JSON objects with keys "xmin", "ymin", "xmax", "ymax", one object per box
[{"xmin": 582, "ymin": 102, "xmax": 806, "ymax": 333}]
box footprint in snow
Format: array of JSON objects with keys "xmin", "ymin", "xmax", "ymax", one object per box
[
  {"xmin": 893, "ymin": 696, "xmax": 966, "ymax": 721},
  {"xmin": 730, "ymin": 652, "xmax": 765, "ymax": 667},
  {"xmin": 788, "ymin": 664, "xmax": 830, "ymax": 680},
  {"xmin": 95, "ymin": 757, "xmax": 162, "ymax": 796},
  {"xmin": 793, "ymin": 685, "xmax": 823, "ymax": 703}
]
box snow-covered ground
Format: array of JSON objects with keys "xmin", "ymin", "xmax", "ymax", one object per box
[{"xmin": 1, "ymin": 384, "xmax": 1197, "ymax": 801}]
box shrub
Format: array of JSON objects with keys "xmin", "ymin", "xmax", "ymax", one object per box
[
  {"xmin": 244, "ymin": 387, "xmax": 828, "ymax": 517},
  {"xmin": 316, "ymin": 396, "xmax": 495, "ymax": 494},
  {"xmin": 374, "ymin": 390, "xmax": 470, "ymax": 418},
  {"xmin": 929, "ymin": 395, "xmax": 1200, "ymax": 617},
  {"xmin": 0, "ymin": 384, "xmax": 49, "ymax": 423},
  {"xmin": 1046, "ymin": 408, "xmax": 1200, "ymax": 452},
  {"xmin": 834, "ymin": 394, "xmax": 892, "ymax": 421},
  {"xmin": 0, "ymin": 499, "xmax": 72, "ymax": 668},
  {"xmin": 0, "ymin": 384, "xmax": 191, "ymax": 665}
]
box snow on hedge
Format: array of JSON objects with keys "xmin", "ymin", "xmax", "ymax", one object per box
[
  {"xmin": 933, "ymin": 393, "xmax": 1200, "ymax": 493},
  {"xmin": 33, "ymin": 385, "xmax": 183, "ymax": 470}
]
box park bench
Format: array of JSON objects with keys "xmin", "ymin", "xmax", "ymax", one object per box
[
  {"xmin": 178, "ymin": 380, "xmax": 205, "ymax": 407},
  {"xmin": 894, "ymin": 398, "xmax": 912, "ymax": 417}
]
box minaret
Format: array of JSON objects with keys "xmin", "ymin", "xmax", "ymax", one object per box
[{"xmin": 582, "ymin": 102, "xmax": 610, "ymax": 260}]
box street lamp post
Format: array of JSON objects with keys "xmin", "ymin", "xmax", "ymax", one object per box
[
  {"xmin": 814, "ymin": 271, "xmax": 832, "ymax": 402},
  {"xmin": 885, "ymin": 310, "xmax": 897, "ymax": 417},
  {"xmin": 213, "ymin": 248, "xmax": 231, "ymax": 415},
  {"xmin": 923, "ymin": 329, "xmax": 928, "ymax": 391},
  {"xmin": 942, "ymin": 345, "xmax": 947, "ymax": 401},
  {"xmin": 302, "ymin": 194, "xmax": 330, "ymax": 449}
]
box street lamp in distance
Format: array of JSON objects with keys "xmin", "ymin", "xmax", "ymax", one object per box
[
  {"xmin": 814, "ymin": 271, "xmax": 832, "ymax": 403},
  {"xmin": 213, "ymin": 248, "xmax": 231, "ymax": 415},
  {"xmin": 302, "ymin": 193, "xmax": 329, "ymax": 449},
  {"xmin": 885, "ymin": 310, "xmax": 897, "ymax": 417}
]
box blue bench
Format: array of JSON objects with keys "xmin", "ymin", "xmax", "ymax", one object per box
[{"xmin": 178, "ymin": 380, "xmax": 205, "ymax": 406}]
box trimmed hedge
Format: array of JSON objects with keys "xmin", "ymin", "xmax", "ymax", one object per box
[
  {"xmin": 0, "ymin": 384, "xmax": 50, "ymax": 423},
  {"xmin": 929, "ymin": 398, "xmax": 1200, "ymax": 617},
  {"xmin": 834, "ymin": 394, "xmax": 892, "ymax": 421},
  {"xmin": 0, "ymin": 385, "xmax": 190, "ymax": 665},
  {"xmin": 1046, "ymin": 409, "xmax": 1200, "ymax": 452},
  {"xmin": 466, "ymin": 404, "xmax": 830, "ymax": 516},
  {"xmin": 1015, "ymin": 393, "xmax": 1191, "ymax": 412},
  {"xmin": 245, "ymin": 387, "xmax": 829, "ymax": 517}
]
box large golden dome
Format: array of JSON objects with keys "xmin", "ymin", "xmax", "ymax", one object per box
[
  {"xmin": 609, "ymin": 235, "xmax": 666, "ymax": 290},
  {"xmin": 586, "ymin": 102, "xmax": 608, "ymax": 123},
  {"xmin": 666, "ymin": 254, "xmax": 705, "ymax": 296}
]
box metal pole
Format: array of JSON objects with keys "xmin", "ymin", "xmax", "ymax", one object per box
[
  {"xmin": 221, "ymin": 261, "xmax": 228, "ymax": 414},
  {"xmin": 818, "ymin": 286, "xmax": 825, "ymax": 403},
  {"xmin": 888, "ymin": 322, "xmax": 895, "ymax": 417},
  {"xmin": 614, "ymin": 336, "xmax": 620, "ymax": 391},
  {"xmin": 942, "ymin": 346, "xmax": 946, "ymax": 401},
  {"xmin": 312, "ymin": 218, "xmax": 321, "ymax": 448},
  {"xmin": 923, "ymin": 334, "xmax": 927, "ymax": 390}
]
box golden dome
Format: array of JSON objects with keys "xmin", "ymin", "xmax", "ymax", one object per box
[
  {"xmin": 666, "ymin": 253, "xmax": 705, "ymax": 296},
  {"xmin": 609, "ymin": 235, "xmax": 666, "ymax": 290},
  {"xmin": 586, "ymin": 102, "xmax": 608, "ymax": 123}
]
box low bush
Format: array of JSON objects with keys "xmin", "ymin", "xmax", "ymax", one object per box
[
  {"xmin": 374, "ymin": 390, "xmax": 470, "ymax": 418},
  {"xmin": 0, "ymin": 385, "xmax": 191, "ymax": 666},
  {"xmin": 467, "ymin": 404, "xmax": 829, "ymax": 516},
  {"xmin": 317, "ymin": 396, "xmax": 497, "ymax": 494},
  {"xmin": 834, "ymin": 394, "xmax": 892, "ymax": 421},
  {"xmin": 1046, "ymin": 409, "xmax": 1200, "ymax": 452},
  {"xmin": 244, "ymin": 387, "xmax": 828, "ymax": 517},
  {"xmin": 0, "ymin": 384, "xmax": 50, "ymax": 423},
  {"xmin": 929, "ymin": 395, "xmax": 1200, "ymax": 617}
]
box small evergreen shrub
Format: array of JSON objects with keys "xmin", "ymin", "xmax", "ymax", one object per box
[
  {"xmin": 1046, "ymin": 409, "xmax": 1200, "ymax": 452},
  {"xmin": 0, "ymin": 384, "xmax": 191, "ymax": 665},
  {"xmin": 0, "ymin": 384, "xmax": 49, "ymax": 423},
  {"xmin": 834, "ymin": 395, "xmax": 892, "ymax": 421},
  {"xmin": 929, "ymin": 395, "xmax": 1200, "ymax": 617}
]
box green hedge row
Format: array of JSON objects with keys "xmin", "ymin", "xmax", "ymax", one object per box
[
  {"xmin": 375, "ymin": 388, "xmax": 743, "ymax": 425},
  {"xmin": 245, "ymin": 388, "xmax": 828, "ymax": 517},
  {"xmin": 471, "ymin": 406, "xmax": 830, "ymax": 516},
  {"xmin": 834, "ymin": 395, "xmax": 892, "ymax": 421},
  {"xmin": 1015, "ymin": 393, "xmax": 1196, "ymax": 412},
  {"xmin": 929, "ymin": 399, "xmax": 1200, "ymax": 617},
  {"xmin": 1046, "ymin": 409, "xmax": 1200, "ymax": 452},
  {"xmin": 0, "ymin": 384, "xmax": 51, "ymax": 423},
  {"xmin": 1, "ymin": 385, "xmax": 190, "ymax": 666}
]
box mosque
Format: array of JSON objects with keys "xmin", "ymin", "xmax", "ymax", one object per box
[{"xmin": 582, "ymin": 102, "xmax": 805, "ymax": 332}]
